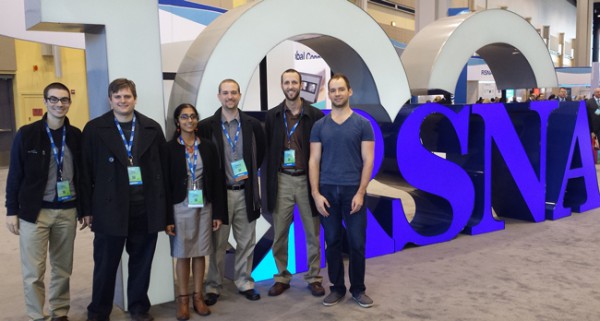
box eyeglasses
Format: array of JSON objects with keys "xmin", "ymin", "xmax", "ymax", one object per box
[
  {"xmin": 179, "ymin": 114, "xmax": 198, "ymax": 121},
  {"xmin": 46, "ymin": 96, "xmax": 71, "ymax": 105}
]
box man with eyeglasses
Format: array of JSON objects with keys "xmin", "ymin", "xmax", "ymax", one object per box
[
  {"xmin": 81, "ymin": 78, "xmax": 172, "ymax": 321},
  {"xmin": 197, "ymin": 79, "xmax": 265, "ymax": 305},
  {"xmin": 5, "ymin": 82, "xmax": 82, "ymax": 321}
]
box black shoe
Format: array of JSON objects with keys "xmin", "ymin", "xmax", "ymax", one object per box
[
  {"xmin": 86, "ymin": 314, "xmax": 109, "ymax": 321},
  {"xmin": 238, "ymin": 289, "xmax": 261, "ymax": 301},
  {"xmin": 130, "ymin": 312, "xmax": 153, "ymax": 321},
  {"xmin": 204, "ymin": 293, "xmax": 219, "ymax": 306}
]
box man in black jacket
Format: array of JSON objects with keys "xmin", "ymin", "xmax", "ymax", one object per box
[
  {"xmin": 587, "ymin": 88, "xmax": 600, "ymax": 138},
  {"xmin": 81, "ymin": 79, "xmax": 172, "ymax": 321},
  {"xmin": 197, "ymin": 79, "xmax": 265, "ymax": 305},
  {"xmin": 5, "ymin": 82, "xmax": 82, "ymax": 321},
  {"xmin": 265, "ymin": 69, "xmax": 325, "ymax": 297},
  {"xmin": 556, "ymin": 87, "xmax": 572, "ymax": 102}
]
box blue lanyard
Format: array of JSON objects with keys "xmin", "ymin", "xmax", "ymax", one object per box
[
  {"xmin": 44, "ymin": 123, "xmax": 66, "ymax": 180},
  {"xmin": 283, "ymin": 108, "xmax": 303, "ymax": 148},
  {"xmin": 179, "ymin": 136, "xmax": 199, "ymax": 185},
  {"xmin": 221, "ymin": 119, "xmax": 241, "ymax": 155},
  {"xmin": 114, "ymin": 114, "xmax": 136, "ymax": 166}
]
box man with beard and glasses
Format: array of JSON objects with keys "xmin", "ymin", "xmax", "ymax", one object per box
[
  {"xmin": 309, "ymin": 73, "xmax": 375, "ymax": 308},
  {"xmin": 264, "ymin": 69, "xmax": 325, "ymax": 297}
]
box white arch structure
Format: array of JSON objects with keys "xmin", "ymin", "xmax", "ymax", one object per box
[
  {"xmin": 168, "ymin": 0, "xmax": 411, "ymax": 128},
  {"xmin": 402, "ymin": 9, "xmax": 558, "ymax": 95}
]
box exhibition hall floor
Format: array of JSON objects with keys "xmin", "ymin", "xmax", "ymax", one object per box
[{"xmin": 1, "ymin": 167, "xmax": 599, "ymax": 321}]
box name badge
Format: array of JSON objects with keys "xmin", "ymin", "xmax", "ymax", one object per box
[
  {"xmin": 230, "ymin": 159, "xmax": 249, "ymax": 182},
  {"xmin": 56, "ymin": 180, "xmax": 73, "ymax": 202},
  {"xmin": 283, "ymin": 149, "xmax": 296, "ymax": 167},
  {"xmin": 128, "ymin": 166, "xmax": 143, "ymax": 185},
  {"xmin": 595, "ymin": 109, "xmax": 600, "ymax": 116},
  {"xmin": 188, "ymin": 189, "xmax": 204, "ymax": 208}
]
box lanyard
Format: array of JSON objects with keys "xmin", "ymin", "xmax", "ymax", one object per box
[
  {"xmin": 45, "ymin": 123, "xmax": 66, "ymax": 180},
  {"xmin": 114, "ymin": 114, "xmax": 136, "ymax": 166},
  {"xmin": 221, "ymin": 119, "xmax": 241, "ymax": 155},
  {"xmin": 284, "ymin": 108, "xmax": 303, "ymax": 148},
  {"xmin": 179, "ymin": 136, "xmax": 199, "ymax": 184}
]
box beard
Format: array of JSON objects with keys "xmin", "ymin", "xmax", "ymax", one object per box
[{"xmin": 284, "ymin": 89, "xmax": 300, "ymax": 101}]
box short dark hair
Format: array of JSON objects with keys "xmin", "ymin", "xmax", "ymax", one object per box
[
  {"xmin": 281, "ymin": 69, "xmax": 302, "ymax": 84},
  {"xmin": 44, "ymin": 82, "xmax": 70, "ymax": 100},
  {"xmin": 218, "ymin": 79, "xmax": 240, "ymax": 94},
  {"xmin": 108, "ymin": 78, "xmax": 137, "ymax": 99},
  {"xmin": 171, "ymin": 103, "xmax": 199, "ymax": 140},
  {"xmin": 328, "ymin": 73, "xmax": 351, "ymax": 90}
]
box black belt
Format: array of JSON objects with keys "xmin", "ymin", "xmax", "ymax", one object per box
[
  {"xmin": 280, "ymin": 168, "xmax": 306, "ymax": 176},
  {"xmin": 41, "ymin": 200, "xmax": 77, "ymax": 210},
  {"xmin": 227, "ymin": 184, "xmax": 245, "ymax": 190}
]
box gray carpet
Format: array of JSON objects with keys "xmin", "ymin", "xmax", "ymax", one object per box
[{"xmin": 1, "ymin": 167, "xmax": 600, "ymax": 321}]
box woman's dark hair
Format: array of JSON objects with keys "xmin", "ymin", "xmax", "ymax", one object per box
[{"xmin": 171, "ymin": 103, "xmax": 200, "ymax": 140}]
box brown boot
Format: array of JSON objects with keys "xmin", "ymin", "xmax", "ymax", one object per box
[
  {"xmin": 176, "ymin": 295, "xmax": 190, "ymax": 320},
  {"xmin": 192, "ymin": 292, "xmax": 211, "ymax": 316}
]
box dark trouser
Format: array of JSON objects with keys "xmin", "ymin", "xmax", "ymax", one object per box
[
  {"xmin": 87, "ymin": 202, "xmax": 158, "ymax": 320},
  {"xmin": 319, "ymin": 184, "xmax": 367, "ymax": 297}
]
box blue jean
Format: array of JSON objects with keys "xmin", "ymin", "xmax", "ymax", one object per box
[{"xmin": 319, "ymin": 184, "xmax": 366, "ymax": 296}]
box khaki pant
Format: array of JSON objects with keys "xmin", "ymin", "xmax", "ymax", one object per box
[
  {"xmin": 19, "ymin": 208, "xmax": 77, "ymax": 321},
  {"xmin": 205, "ymin": 190, "xmax": 256, "ymax": 293},
  {"xmin": 272, "ymin": 173, "xmax": 322, "ymax": 284}
]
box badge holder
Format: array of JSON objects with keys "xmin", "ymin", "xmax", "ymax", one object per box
[
  {"xmin": 57, "ymin": 179, "xmax": 73, "ymax": 202},
  {"xmin": 283, "ymin": 149, "xmax": 296, "ymax": 168},
  {"xmin": 231, "ymin": 158, "xmax": 249, "ymax": 181},
  {"xmin": 128, "ymin": 159, "xmax": 143, "ymax": 186}
]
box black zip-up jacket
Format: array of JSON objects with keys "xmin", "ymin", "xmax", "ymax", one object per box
[{"xmin": 5, "ymin": 114, "xmax": 82, "ymax": 222}]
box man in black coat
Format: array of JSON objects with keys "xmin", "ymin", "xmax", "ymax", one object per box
[
  {"xmin": 264, "ymin": 69, "xmax": 325, "ymax": 297},
  {"xmin": 197, "ymin": 79, "xmax": 265, "ymax": 305},
  {"xmin": 587, "ymin": 88, "xmax": 600, "ymax": 137},
  {"xmin": 81, "ymin": 78, "xmax": 172, "ymax": 321}
]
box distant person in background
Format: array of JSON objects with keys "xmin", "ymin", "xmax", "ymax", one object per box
[
  {"xmin": 556, "ymin": 87, "xmax": 571, "ymax": 102},
  {"xmin": 587, "ymin": 88, "xmax": 600, "ymax": 164},
  {"xmin": 586, "ymin": 88, "xmax": 600, "ymax": 140},
  {"xmin": 5, "ymin": 82, "xmax": 82, "ymax": 321}
]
